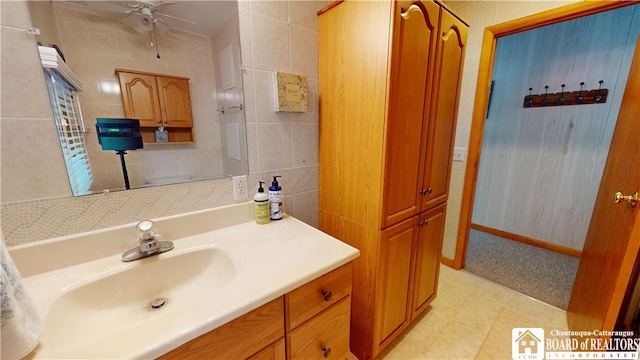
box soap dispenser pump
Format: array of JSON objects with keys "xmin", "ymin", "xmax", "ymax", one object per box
[
  {"xmin": 254, "ymin": 181, "xmax": 270, "ymax": 224},
  {"xmin": 269, "ymin": 176, "xmax": 283, "ymax": 220}
]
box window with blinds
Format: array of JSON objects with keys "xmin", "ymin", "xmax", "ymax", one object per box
[{"xmin": 44, "ymin": 70, "xmax": 93, "ymax": 195}]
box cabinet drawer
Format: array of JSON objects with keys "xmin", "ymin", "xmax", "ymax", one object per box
[
  {"xmin": 158, "ymin": 297, "xmax": 284, "ymax": 360},
  {"xmin": 285, "ymin": 263, "xmax": 352, "ymax": 331},
  {"xmin": 248, "ymin": 338, "xmax": 285, "ymax": 360},
  {"xmin": 286, "ymin": 296, "xmax": 351, "ymax": 360}
]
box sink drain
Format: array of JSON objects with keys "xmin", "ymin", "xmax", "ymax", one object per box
[{"xmin": 149, "ymin": 297, "xmax": 168, "ymax": 311}]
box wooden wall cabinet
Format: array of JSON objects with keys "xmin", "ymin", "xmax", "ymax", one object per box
[
  {"xmin": 381, "ymin": 0, "xmax": 467, "ymax": 228},
  {"xmin": 318, "ymin": 1, "xmax": 467, "ymax": 359},
  {"xmin": 158, "ymin": 263, "xmax": 352, "ymax": 360},
  {"xmin": 116, "ymin": 69, "xmax": 194, "ymax": 144}
]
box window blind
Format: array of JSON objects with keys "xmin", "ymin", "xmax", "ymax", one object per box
[{"xmin": 44, "ymin": 71, "xmax": 93, "ymax": 195}]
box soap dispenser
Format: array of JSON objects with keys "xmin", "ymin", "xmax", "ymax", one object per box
[
  {"xmin": 269, "ymin": 176, "xmax": 283, "ymax": 220},
  {"xmin": 254, "ymin": 181, "xmax": 270, "ymax": 224}
]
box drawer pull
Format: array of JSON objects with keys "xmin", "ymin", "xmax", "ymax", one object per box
[
  {"xmin": 322, "ymin": 346, "xmax": 332, "ymax": 358},
  {"xmin": 322, "ymin": 290, "xmax": 333, "ymax": 302}
]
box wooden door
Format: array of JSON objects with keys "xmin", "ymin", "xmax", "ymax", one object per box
[
  {"xmin": 567, "ymin": 35, "xmax": 640, "ymax": 335},
  {"xmin": 375, "ymin": 217, "xmax": 415, "ymax": 351},
  {"xmin": 422, "ymin": 8, "xmax": 467, "ymax": 211},
  {"xmin": 157, "ymin": 76, "xmax": 193, "ymax": 128},
  {"xmin": 411, "ymin": 203, "xmax": 446, "ymax": 320},
  {"xmin": 117, "ymin": 71, "xmax": 161, "ymax": 127},
  {"xmin": 382, "ymin": 0, "xmax": 439, "ymax": 228}
]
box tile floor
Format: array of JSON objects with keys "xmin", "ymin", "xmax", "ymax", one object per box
[{"xmin": 376, "ymin": 265, "xmax": 569, "ymax": 359}]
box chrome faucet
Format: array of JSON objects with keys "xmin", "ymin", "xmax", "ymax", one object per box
[{"xmin": 122, "ymin": 220, "xmax": 174, "ymax": 262}]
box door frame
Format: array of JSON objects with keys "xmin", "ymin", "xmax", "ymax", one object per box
[{"xmin": 452, "ymin": 0, "xmax": 638, "ymax": 270}]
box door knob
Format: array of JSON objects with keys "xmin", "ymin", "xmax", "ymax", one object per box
[{"xmin": 613, "ymin": 191, "xmax": 638, "ymax": 207}]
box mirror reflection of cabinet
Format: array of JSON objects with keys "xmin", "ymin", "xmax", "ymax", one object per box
[{"xmin": 116, "ymin": 69, "xmax": 194, "ymax": 144}]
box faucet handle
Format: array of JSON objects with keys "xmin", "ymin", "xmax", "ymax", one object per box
[
  {"xmin": 136, "ymin": 220, "xmax": 157, "ymax": 241},
  {"xmin": 140, "ymin": 239, "xmax": 159, "ymax": 255},
  {"xmin": 123, "ymin": 220, "xmax": 172, "ymax": 262}
]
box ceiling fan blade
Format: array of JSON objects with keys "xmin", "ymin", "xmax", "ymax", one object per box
[
  {"xmin": 85, "ymin": 1, "xmax": 131, "ymax": 13},
  {"xmin": 148, "ymin": 1, "xmax": 177, "ymax": 9},
  {"xmin": 154, "ymin": 21, "xmax": 171, "ymax": 35},
  {"xmin": 154, "ymin": 10, "xmax": 196, "ymax": 25}
]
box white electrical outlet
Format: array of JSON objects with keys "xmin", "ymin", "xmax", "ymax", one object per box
[
  {"xmin": 232, "ymin": 175, "xmax": 248, "ymax": 200},
  {"xmin": 453, "ymin": 147, "xmax": 466, "ymax": 162}
]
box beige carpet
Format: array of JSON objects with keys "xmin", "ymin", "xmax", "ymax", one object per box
[{"xmin": 464, "ymin": 229, "xmax": 579, "ymax": 310}]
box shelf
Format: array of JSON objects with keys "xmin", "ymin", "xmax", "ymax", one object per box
[
  {"xmin": 140, "ymin": 127, "xmax": 193, "ymax": 144},
  {"xmin": 144, "ymin": 141, "xmax": 194, "ymax": 146}
]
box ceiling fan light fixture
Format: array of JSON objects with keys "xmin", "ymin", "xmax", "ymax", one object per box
[
  {"xmin": 121, "ymin": 13, "xmax": 154, "ymax": 34},
  {"xmin": 140, "ymin": 6, "xmax": 153, "ymax": 17}
]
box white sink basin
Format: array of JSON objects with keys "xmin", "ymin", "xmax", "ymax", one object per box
[
  {"xmin": 13, "ymin": 202, "xmax": 359, "ymax": 359},
  {"xmin": 42, "ymin": 246, "xmax": 235, "ymax": 348}
]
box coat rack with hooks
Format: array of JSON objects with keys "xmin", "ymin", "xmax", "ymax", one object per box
[{"xmin": 523, "ymin": 81, "xmax": 608, "ymax": 108}]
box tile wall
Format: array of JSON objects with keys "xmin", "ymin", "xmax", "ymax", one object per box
[{"xmin": 1, "ymin": 0, "xmax": 326, "ymax": 246}]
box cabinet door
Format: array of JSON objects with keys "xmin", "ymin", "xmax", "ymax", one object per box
[
  {"xmin": 375, "ymin": 216, "xmax": 416, "ymax": 352},
  {"xmin": 157, "ymin": 76, "xmax": 193, "ymax": 128},
  {"xmin": 421, "ymin": 9, "xmax": 468, "ymax": 210},
  {"xmin": 117, "ymin": 72, "xmax": 162, "ymax": 127},
  {"xmin": 382, "ymin": 0, "xmax": 440, "ymax": 228},
  {"xmin": 411, "ymin": 203, "xmax": 446, "ymax": 320}
]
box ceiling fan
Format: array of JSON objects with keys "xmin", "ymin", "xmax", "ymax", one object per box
[{"xmin": 85, "ymin": 0, "xmax": 196, "ymax": 35}]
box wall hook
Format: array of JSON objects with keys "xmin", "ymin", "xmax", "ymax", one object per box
[
  {"xmin": 596, "ymin": 80, "xmax": 604, "ymax": 102},
  {"xmin": 576, "ymin": 82, "xmax": 585, "ymax": 103},
  {"xmin": 543, "ymin": 85, "xmax": 549, "ymax": 106},
  {"xmin": 526, "ymin": 87, "xmax": 533, "ymax": 106},
  {"xmin": 523, "ymin": 81, "xmax": 608, "ymax": 108}
]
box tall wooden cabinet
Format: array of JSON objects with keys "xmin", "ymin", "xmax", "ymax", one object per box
[
  {"xmin": 116, "ymin": 69, "xmax": 194, "ymax": 144},
  {"xmin": 318, "ymin": 1, "xmax": 467, "ymax": 359}
]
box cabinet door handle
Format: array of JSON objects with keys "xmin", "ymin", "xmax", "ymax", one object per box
[
  {"xmin": 322, "ymin": 290, "xmax": 332, "ymax": 302},
  {"xmin": 418, "ymin": 220, "xmax": 429, "ymax": 227},
  {"xmin": 322, "ymin": 346, "xmax": 332, "ymax": 358}
]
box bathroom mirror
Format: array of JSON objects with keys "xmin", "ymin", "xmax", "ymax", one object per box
[{"xmin": 33, "ymin": 0, "xmax": 248, "ymax": 196}]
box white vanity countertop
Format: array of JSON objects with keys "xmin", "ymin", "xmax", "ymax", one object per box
[{"xmin": 12, "ymin": 202, "xmax": 359, "ymax": 359}]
